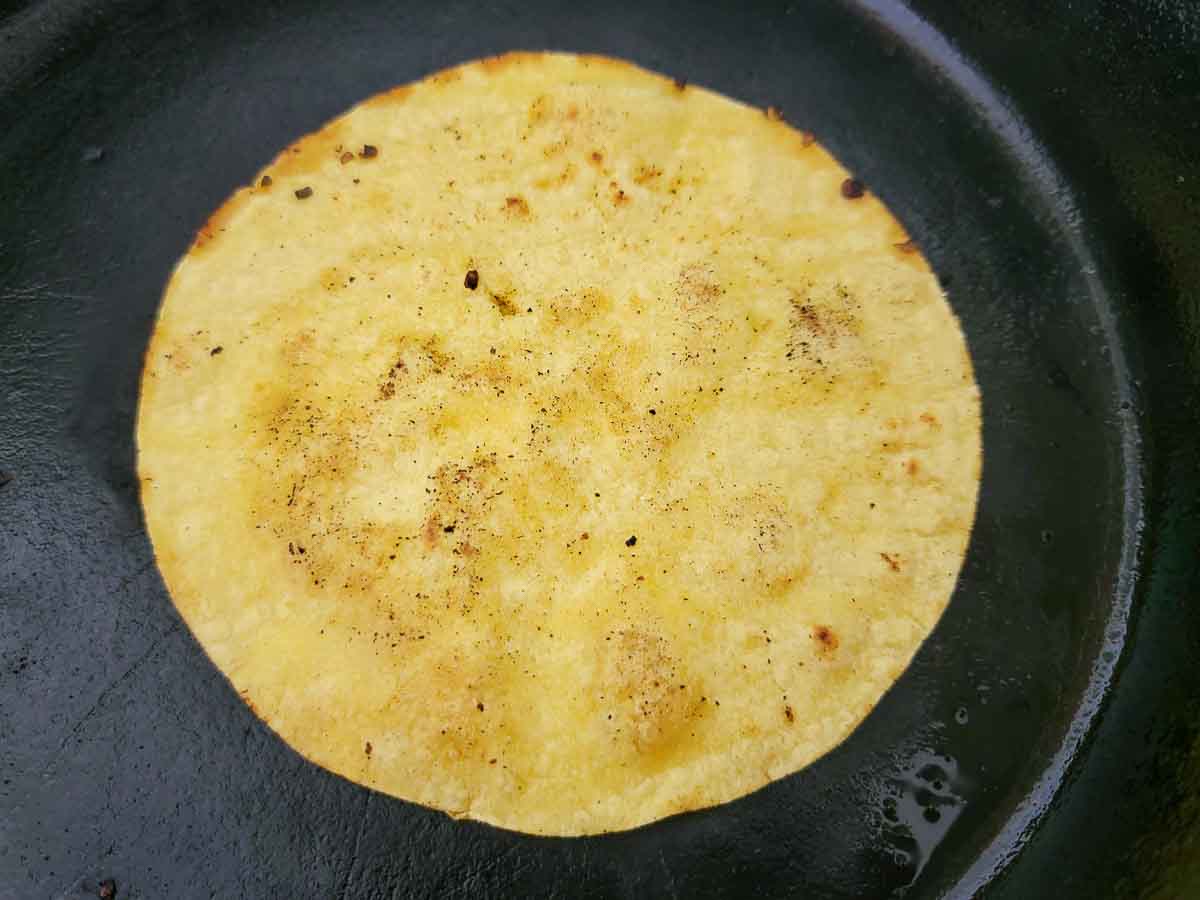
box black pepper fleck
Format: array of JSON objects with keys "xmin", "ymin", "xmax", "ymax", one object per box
[
  {"xmin": 210, "ymin": 346, "xmax": 223, "ymax": 356},
  {"xmin": 625, "ymin": 535, "xmax": 637, "ymax": 547},
  {"xmin": 295, "ymin": 186, "xmax": 313, "ymax": 199},
  {"xmin": 464, "ymin": 269, "xmax": 479, "ymax": 290},
  {"xmin": 360, "ymin": 144, "xmax": 379, "ymax": 159}
]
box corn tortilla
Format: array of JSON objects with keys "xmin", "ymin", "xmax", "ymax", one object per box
[{"xmin": 137, "ymin": 51, "xmax": 982, "ymax": 835}]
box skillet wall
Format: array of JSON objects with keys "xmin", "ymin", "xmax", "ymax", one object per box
[
  {"xmin": 0, "ymin": 0, "xmax": 1197, "ymax": 898},
  {"xmin": 910, "ymin": 1, "xmax": 1200, "ymax": 896}
]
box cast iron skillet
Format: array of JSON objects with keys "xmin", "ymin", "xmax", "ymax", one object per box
[{"xmin": 2, "ymin": 1, "xmax": 1198, "ymax": 897}]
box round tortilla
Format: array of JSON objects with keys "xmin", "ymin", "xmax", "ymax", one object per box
[{"xmin": 137, "ymin": 51, "xmax": 981, "ymax": 836}]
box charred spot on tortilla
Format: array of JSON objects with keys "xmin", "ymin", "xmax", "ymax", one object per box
[{"xmin": 137, "ymin": 51, "xmax": 981, "ymax": 837}]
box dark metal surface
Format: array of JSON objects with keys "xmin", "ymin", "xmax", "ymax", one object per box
[{"xmin": 0, "ymin": 1, "xmax": 1196, "ymax": 897}]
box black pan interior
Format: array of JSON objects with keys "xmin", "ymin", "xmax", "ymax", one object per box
[{"xmin": 2, "ymin": 1, "xmax": 1197, "ymax": 898}]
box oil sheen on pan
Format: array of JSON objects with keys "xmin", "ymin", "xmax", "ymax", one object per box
[{"xmin": 136, "ymin": 51, "xmax": 982, "ymax": 836}]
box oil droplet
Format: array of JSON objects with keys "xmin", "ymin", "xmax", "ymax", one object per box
[{"xmin": 876, "ymin": 750, "xmax": 969, "ymax": 889}]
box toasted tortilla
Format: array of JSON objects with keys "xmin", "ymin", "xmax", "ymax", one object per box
[{"xmin": 137, "ymin": 51, "xmax": 981, "ymax": 835}]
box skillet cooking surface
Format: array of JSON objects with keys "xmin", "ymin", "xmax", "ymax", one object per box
[{"xmin": 2, "ymin": 1, "xmax": 1198, "ymax": 897}]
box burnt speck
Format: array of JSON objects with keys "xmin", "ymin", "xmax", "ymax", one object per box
[
  {"xmin": 625, "ymin": 535, "xmax": 637, "ymax": 547},
  {"xmin": 97, "ymin": 879, "xmax": 117, "ymax": 900},
  {"xmin": 82, "ymin": 146, "xmax": 105, "ymax": 164},
  {"xmin": 360, "ymin": 144, "xmax": 379, "ymax": 159},
  {"xmin": 784, "ymin": 705, "xmax": 795, "ymax": 723},
  {"xmin": 488, "ymin": 292, "xmax": 520, "ymax": 316},
  {"xmin": 476, "ymin": 702, "xmax": 485, "ymax": 712},
  {"xmin": 210, "ymin": 346, "xmax": 223, "ymax": 356},
  {"xmin": 364, "ymin": 741, "xmax": 372, "ymax": 756},
  {"xmin": 294, "ymin": 186, "xmax": 313, "ymax": 199},
  {"xmin": 259, "ymin": 174, "xmax": 273, "ymax": 188},
  {"xmin": 813, "ymin": 625, "xmax": 839, "ymax": 651},
  {"xmin": 443, "ymin": 524, "xmax": 456, "ymax": 534},
  {"xmin": 648, "ymin": 408, "xmax": 656, "ymax": 415},
  {"xmin": 841, "ymin": 177, "xmax": 865, "ymax": 199},
  {"xmin": 464, "ymin": 269, "xmax": 479, "ymax": 290}
]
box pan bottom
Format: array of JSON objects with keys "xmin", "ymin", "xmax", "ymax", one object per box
[{"xmin": 0, "ymin": 0, "xmax": 1144, "ymax": 896}]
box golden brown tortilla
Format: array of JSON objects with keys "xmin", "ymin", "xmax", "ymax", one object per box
[{"xmin": 137, "ymin": 51, "xmax": 981, "ymax": 835}]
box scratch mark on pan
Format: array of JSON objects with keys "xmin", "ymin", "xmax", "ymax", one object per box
[
  {"xmin": 115, "ymin": 557, "xmax": 156, "ymax": 592},
  {"xmin": 336, "ymin": 791, "xmax": 374, "ymax": 899},
  {"xmin": 437, "ymin": 837, "xmax": 530, "ymax": 895},
  {"xmin": 658, "ymin": 849, "xmax": 681, "ymax": 899},
  {"xmin": 41, "ymin": 623, "xmax": 181, "ymax": 775}
]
